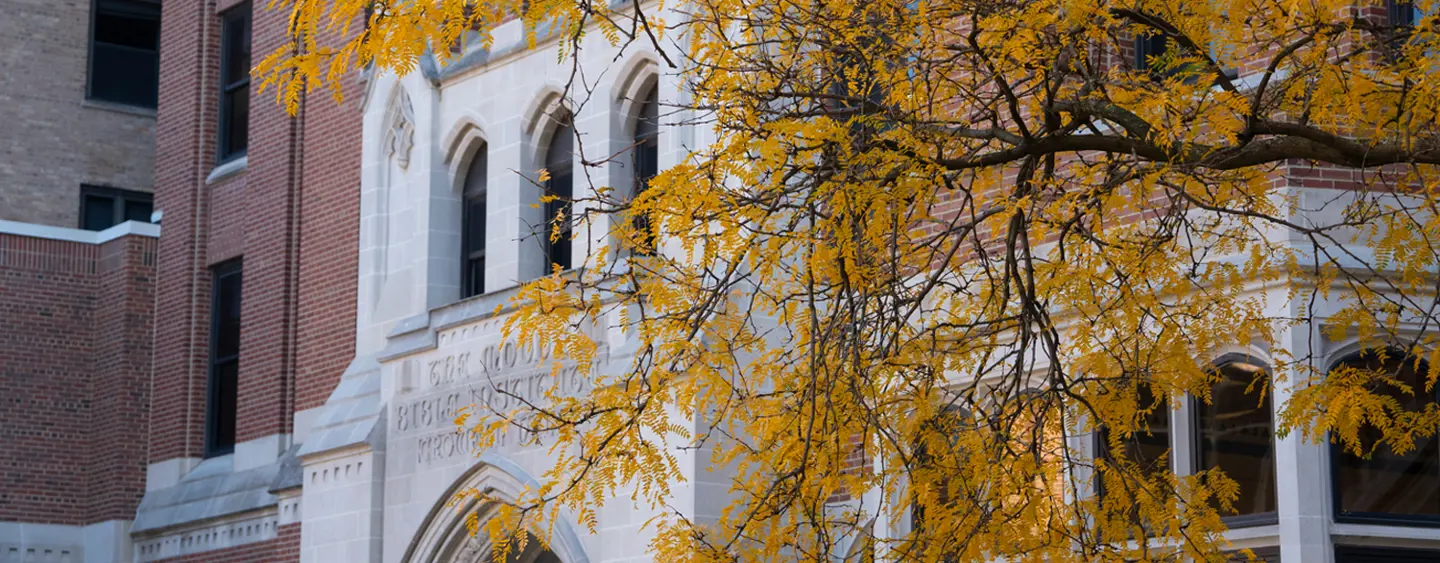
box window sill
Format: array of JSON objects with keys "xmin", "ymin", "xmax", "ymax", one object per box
[
  {"xmin": 81, "ymin": 98, "xmax": 157, "ymax": 118},
  {"xmin": 207, "ymin": 155, "xmax": 248, "ymax": 185}
]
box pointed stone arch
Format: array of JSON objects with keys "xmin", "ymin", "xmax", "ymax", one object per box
[
  {"xmin": 521, "ymin": 86, "xmax": 576, "ymax": 171},
  {"xmin": 611, "ymin": 53, "xmax": 660, "ymax": 139},
  {"xmin": 402, "ymin": 453, "xmax": 590, "ymax": 563},
  {"xmin": 443, "ymin": 116, "xmax": 490, "ymax": 193}
]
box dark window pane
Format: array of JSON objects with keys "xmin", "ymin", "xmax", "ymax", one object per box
[
  {"xmin": 219, "ymin": 5, "xmax": 251, "ymax": 160},
  {"xmin": 462, "ymin": 196, "xmax": 486, "ymax": 298},
  {"xmin": 1334, "ymin": 351, "xmax": 1440, "ymax": 519},
  {"xmin": 209, "ymin": 360, "xmax": 238, "ymax": 453},
  {"xmin": 1197, "ymin": 361, "xmax": 1277, "ymax": 515},
  {"xmin": 1125, "ymin": 385, "xmax": 1171, "ymax": 475},
  {"xmin": 465, "ymin": 198, "xmax": 486, "ymax": 256},
  {"xmin": 465, "ymin": 258, "xmax": 485, "ymax": 298},
  {"xmin": 544, "ymin": 121, "xmax": 574, "ymax": 271},
  {"xmin": 1389, "ymin": 0, "xmax": 1420, "ymax": 27},
  {"xmin": 223, "ymin": 86, "xmax": 250, "ymax": 157},
  {"xmin": 1337, "ymin": 546, "xmax": 1440, "ymax": 562},
  {"xmin": 94, "ymin": 9, "xmax": 160, "ymax": 50},
  {"xmin": 83, "ymin": 195, "xmax": 116, "ymax": 231},
  {"xmin": 89, "ymin": 0, "xmax": 160, "ymax": 108},
  {"xmin": 632, "ymin": 86, "xmax": 659, "ymax": 253},
  {"xmin": 214, "ymin": 269, "xmax": 242, "ymax": 359},
  {"xmin": 461, "ymin": 149, "xmax": 487, "ymax": 297},
  {"xmin": 222, "ymin": 9, "xmax": 252, "ymax": 87},
  {"xmin": 124, "ymin": 200, "xmax": 153, "ymax": 223},
  {"xmin": 91, "ymin": 45, "xmax": 159, "ymax": 108},
  {"xmin": 1095, "ymin": 385, "xmax": 1171, "ymax": 530},
  {"xmin": 1135, "ymin": 33, "xmax": 1168, "ymax": 71},
  {"xmin": 208, "ymin": 260, "xmax": 242, "ymax": 457}
]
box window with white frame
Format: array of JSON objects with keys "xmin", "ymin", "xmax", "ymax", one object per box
[
  {"xmin": 1095, "ymin": 358, "xmax": 1277, "ymax": 527},
  {"xmin": 1330, "ymin": 349, "xmax": 1439, "ymax": 524},
  {"xmin": 1195, "ymin": 358, "xmax": 1277, "ymax": 520}
]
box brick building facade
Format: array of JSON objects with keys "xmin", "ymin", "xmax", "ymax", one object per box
[
  {"xmin": 1, "ymin": 0, "xmax": 162, "ymax": 559},
  {"xmin": 129, "ymin": 0, "xmax": 362, "ymax": 560},
  {"xmin": 0, "ymin": 222, "xmax": 159, "ymax": 561}
]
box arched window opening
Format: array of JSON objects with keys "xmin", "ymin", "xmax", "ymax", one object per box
[
  {"xmin": 1196, "ymin": 359, "xmax": 1276, "ymax": 518},
  {"xmin": 461, "ymin": 146, "xmax": 488, "ymax": 298},
  {"xmin": 1332, "ymin": 349, "xmax": 1440, "ymax": 522},
  {"xmin": 632, "ymin": 83, "xmax": 659, "ymax": 253},
  {"xmin": 910, "ymin": 404, "xmax": 979, "ymax": 557},
  {"xmin": 1093, "ymin": 382, "xmax": 1172, "ymax": 537},
  {"xmin": 543, "ymin": 116, "xmax": 574, "ymax": 272}
]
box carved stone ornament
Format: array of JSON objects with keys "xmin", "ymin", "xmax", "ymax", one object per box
[{"xmin": 387, "ymin": 88, "xmax": 416, "ymax": 169}]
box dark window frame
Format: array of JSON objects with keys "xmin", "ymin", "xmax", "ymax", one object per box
[
  {"xmin": 86, "ymin": 0, "xmax": 161, "ymax": 109},
  {"xmin": 1190, "ymin": 354, "xmax": 1279, "ymax": 528},
  {"xmin": 205, "ymin": 259, "xmax": 243, "ymax": 458},
  {"xmin": 79, "ymin": 184, "xmax": 154, "ymax": 231},
  {"xmin": 217, "ymin": 3, "xmax": 252, "ymax": 163},
  {"xmin": 1328, "ymin": 349, "xmax": 1440, "ymax": 527},
  {"xmin": 461, "ymin": 146, "xmax": 488, "ymax": 299}
]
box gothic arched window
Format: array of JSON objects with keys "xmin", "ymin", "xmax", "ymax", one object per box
[
  {"xmin": 543, "ymin": 116, "xmax": 574, "ymax": 272},
  {"xmin": 460, "ymin": 146, "xmax": 487, "ymax": 298},
  {"xmin": 631, "ymin": 83, "xmax": 659, "ymax": 253}
]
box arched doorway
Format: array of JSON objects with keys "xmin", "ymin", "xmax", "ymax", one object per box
[{"xmin": 403, "ymin": 456, "xmax": 589, "ymax": 563}]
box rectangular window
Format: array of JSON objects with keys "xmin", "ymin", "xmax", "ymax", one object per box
[
  {"xmin": 79, "ymin": 185, "xmax": 154, "ymax": 231},
  {"xmin": 1388, "ymin": 0, "xmax": 1420, "ymax": 27},
  {"xmin": 1134, "ymin": 33, "xmax": 1168, "ymax": 73},
  {"xmin": 1094, "ymin": 385, "xmax": 1172, "ymax": 536},
  {"xmin": 206, "ymin": 259, "xmax": 242, "ymax": 457},
  {"xmin": 88, "ymin": 0, "xmax": 161, "ymax": 108},
  {"xmin": 218, "ymin": 3, "xmax": 252, "ymax": 162}
]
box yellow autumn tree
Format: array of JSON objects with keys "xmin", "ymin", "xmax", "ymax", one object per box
[{"xmin": 259, "ymin": 0, "xmax": 1440, "ymax": 561}]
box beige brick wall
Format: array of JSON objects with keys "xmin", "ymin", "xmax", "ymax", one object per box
[{"xmin": 0, "ymin": 0, "xmax": 156, "ymax": 228}]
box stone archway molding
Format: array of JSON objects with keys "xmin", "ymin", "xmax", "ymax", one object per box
[{"xmin": 402, "ymin": 452, "xmax": 590, "ymax": 563}]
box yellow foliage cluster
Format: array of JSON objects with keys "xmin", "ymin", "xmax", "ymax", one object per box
[{"xmin": 260, "ymin": 0, "xmax": 1440, "ymax": 560}]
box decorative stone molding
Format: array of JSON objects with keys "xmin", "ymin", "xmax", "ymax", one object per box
[
  {"xmin": 276, "ymin": 492, "xmax": 304, "ymax": 527},
  {"xmin": 133, "ymin": 510, "xmax": 279, "ymax": 562}
]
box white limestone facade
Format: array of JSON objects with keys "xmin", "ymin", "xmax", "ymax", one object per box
[{"xmin": 293, "ymin": 4, "xmax": 715, "ymax": 562}]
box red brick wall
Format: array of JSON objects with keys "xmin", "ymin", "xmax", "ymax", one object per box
[
  {"xmin": 150, "ymin": 0, "xmax": 360, "ymax": 464},
  {"xmin": 87, "ymin": 236, "xmax": 159, "ymax": 521},
  {"xmin": 154, "ymin": 523, "xmax": 300, "ymax": 563},
  {"xmin": 150, "ymin": 0, "xmax": 222, "ymax": 463},
  {"xmin": 0, "ymin": 231, "xmax": 156, "ymax": 525},
  {"xmin": 295, "ymin": 35, "xmax": 363, "ymax": 412}
]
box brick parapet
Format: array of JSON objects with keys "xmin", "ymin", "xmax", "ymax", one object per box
[{"xmin": 0, "ymin": 229, "xmax": 157, "ymax": 525}]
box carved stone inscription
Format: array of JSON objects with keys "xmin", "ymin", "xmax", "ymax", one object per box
[{"xmin": 394, "ymin": 338, "xmax": 598, "ymax": 466}]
